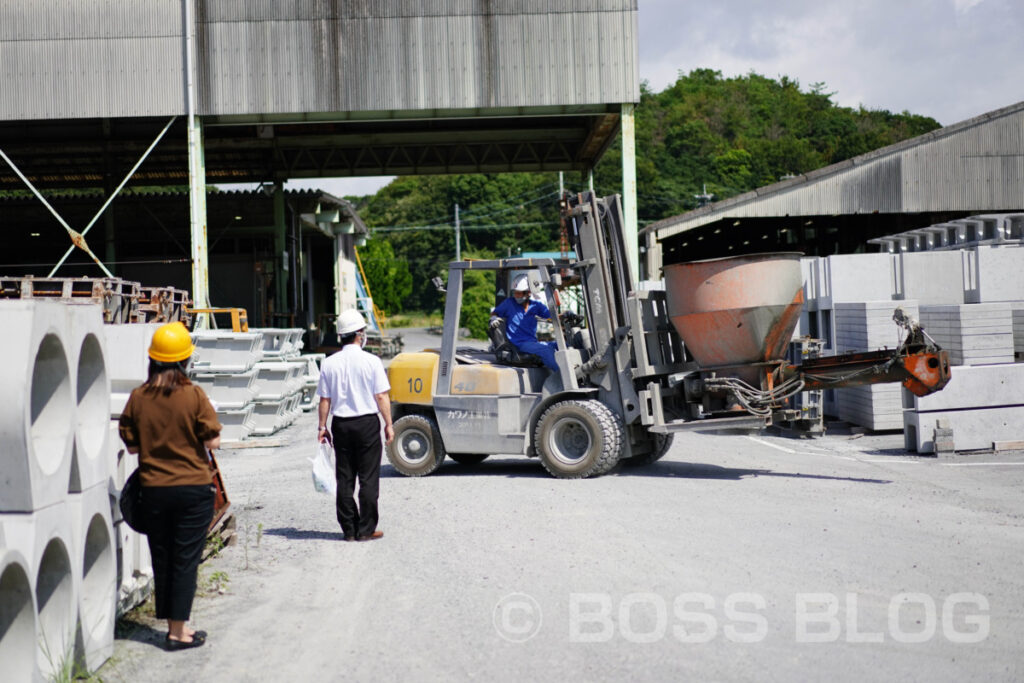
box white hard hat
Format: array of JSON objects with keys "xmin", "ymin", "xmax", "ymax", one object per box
[
  {"xmin": 512, "ymin": 276, "xmax": 530, "ymax": 292},
  {"xmin": 337, "ymin": 309, "xmax": 367, "ymax": 335}
]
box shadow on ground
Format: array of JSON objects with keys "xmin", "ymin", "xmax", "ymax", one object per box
[
  {"xmin": 623, "ymin": 461, "xmax": 891, "ymax": 484},
  {"xmin": 262, "ymin": 527, "xmax": 347, "ymax": 541}
]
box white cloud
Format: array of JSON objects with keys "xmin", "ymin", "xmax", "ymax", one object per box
[{"xmin": 639, "ymin": 0, "xmax": 1024, "ymax": 125}]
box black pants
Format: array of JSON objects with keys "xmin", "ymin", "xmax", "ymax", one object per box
[
  {"xmin": 331, "ymin": 413, "xmax": 383, "ymax": 539},
  {"xmin": 143, "ymin": 484, "xmax": 215, "ymax": 621}
]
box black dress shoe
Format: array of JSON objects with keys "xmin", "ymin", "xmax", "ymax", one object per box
[{"xmin": 165, "ymin": 631, "xmax": 207, "ymax": 651}]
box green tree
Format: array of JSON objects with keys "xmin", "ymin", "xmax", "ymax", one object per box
[{"xmin": 357, "ymin": 237, "xmax": 412, "ymax": 316}]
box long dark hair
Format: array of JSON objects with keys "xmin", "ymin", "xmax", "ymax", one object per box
[{"xmin": 142, "ymin": 359, "xmax": 192, "ymax": 396}]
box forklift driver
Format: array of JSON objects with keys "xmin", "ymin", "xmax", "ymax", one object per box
[{"xmin": 491, "ymin": 275, "xmax": 559, "ymax": 372}]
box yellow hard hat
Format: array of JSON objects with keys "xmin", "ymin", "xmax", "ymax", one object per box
[{"xmin": 148, "ymin": 322, "xmax": 194, "ymax": 363}]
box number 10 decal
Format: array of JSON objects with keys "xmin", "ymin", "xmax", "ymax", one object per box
[{"xmin": 407, "ymin": 377, "xmax": 424, "ymax": 393}]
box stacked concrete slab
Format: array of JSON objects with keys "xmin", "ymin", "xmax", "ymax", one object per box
[
  {"xmin": 918, "ymin": 303, "xmax": 1014, "ymax": 366},
  {"xmin": 1008, "ymin": 303, "xmax": 1024, "ymax": 358},
  {"xmin": 833, "ymin": 301, "xmax": 920, "ymax": 430},
  {"xmin": 798, "ymin": 246, "xmax": 1024, "ymax": 439},
  {"xmin": 0, "ymin": 301, "xmax": 116, "ymax": 679},
  {"xmin": 904, "ymin": 364, "xmax": 1024, "ymax": 453}
]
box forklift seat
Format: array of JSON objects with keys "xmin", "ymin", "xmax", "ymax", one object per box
[{"xmin": 487, "ymin": 318, "xmax": 545, "ymax": 368}]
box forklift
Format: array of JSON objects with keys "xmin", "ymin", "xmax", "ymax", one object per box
[{"xmin": 385, "ymin": 193, "xmax": 951, "ymax": 479}]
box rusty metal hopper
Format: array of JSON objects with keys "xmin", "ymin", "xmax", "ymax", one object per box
[{"xmin": 664, "ymin": 253, "xmax": 804, "ymax": 368}]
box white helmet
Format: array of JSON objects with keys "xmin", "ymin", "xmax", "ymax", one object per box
[
  {"xmin": 512, "ymin": 276, "xmax": 530, "ymax": 292},
  {"xmin": 337, "ymin": 309, "xmax": 367, "ymax": 335}
]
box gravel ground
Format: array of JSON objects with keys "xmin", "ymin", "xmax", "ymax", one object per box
[{"xmin": 100, "ymin": 330, "xmax": 1024, "ymax": 682}]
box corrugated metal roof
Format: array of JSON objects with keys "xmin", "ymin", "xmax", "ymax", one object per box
[
  {"xmin": 2, "ymin": 0, "xmax": 638, "ymax": 121},
  {"xmin": 645, "ymin": 101, "xmax": 1024, "ymax": 242}
]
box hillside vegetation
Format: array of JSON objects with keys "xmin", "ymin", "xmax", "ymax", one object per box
[{"xmin": 358, "ymin": 69, "xmax": 940, "ymax": 319}]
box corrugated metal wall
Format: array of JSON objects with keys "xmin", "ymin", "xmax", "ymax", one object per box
[
  {"xmin": 651, "ymin": 103, "xmax": 1024, "ymax": 240},
  {"xmin": 1, "ymin": 0, "xmax": 638, "ymax": 121},
  {"xmin": 0, "ymin": 0, "xmax": 185, "ymax": 119}
]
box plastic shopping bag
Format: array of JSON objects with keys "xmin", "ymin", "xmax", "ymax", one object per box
[{"xmin": 310, "ymin": 440, "xmax": 336, "ymax": 495}]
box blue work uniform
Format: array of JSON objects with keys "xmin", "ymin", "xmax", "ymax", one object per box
[{"xmin": 493, "ymin": 296, "xmax": 558, "ymax": 371}]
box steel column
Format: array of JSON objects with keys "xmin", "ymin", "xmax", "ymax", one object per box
[
  {"xmin": 620, "ymin": 102, "xmax": 639, "ymax": 287},
  {"xmin": 186, "ymin": 0, "xmax": 209, "ymax": 327}
]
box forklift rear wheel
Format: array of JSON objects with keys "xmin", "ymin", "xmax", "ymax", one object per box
[
  {"xmin": 534, "ymin": 399, "xmax": 623, "ymax": 479},
  {"xmin": 387, "ymin": 414, "xmax": 447, "ymax": 477},
  {"xmin": 620, "ymin": 433, "xmax": 674, "ymax": 467},
  {"xmin": 448, "ymin": 454, "xmax": 489, "ymax": 465}
]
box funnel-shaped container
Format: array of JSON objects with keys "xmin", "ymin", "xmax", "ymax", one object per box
[{"xmin": 664, "ymin": 253, "xmax": 804, "ymax": 368}]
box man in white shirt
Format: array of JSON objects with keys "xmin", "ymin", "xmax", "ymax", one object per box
[{"xmin": 316, "ymin": 309, "xmax": 394, "ymax": 541}]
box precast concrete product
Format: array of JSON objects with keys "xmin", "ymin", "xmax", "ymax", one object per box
[
  {"xmin": 664, "ymin": 253, "xmax": 804, "ymax": 368},
  {"xmin": 103, "ymin": 323, "xmax": 161, "ymax": 418},
  {"xmin": 251, "ymin": 399, "xmax": 288, "ymax": 436},
  {"xmin": 919, "ymin": 303, "xmax": 1014, "ymax": 365},
  {"xmin": 113, "ymin": 519, "xmax": 152, "ymax": 616},
  {"xmin": 1012, "ymin": 303, "xmax": 1024, "ymax": 354},
  {"xmin": 821, "ymin": 252, "xmax": 895, "ymax": 307},
  {"xmin": 0, "ymin": 547, "xmax": 36, "ymax": 683},
  {"xmin": 191, "ymin": 330, "xmax": 262, "ymax": 372},
  {"xmin": 895, "ymin": 251, "xmax": 965, "ymax": 305},
  {"xmin": 299, "ymin": 353, "xmax": 324, "ymax": 411},
  {"xmin": 192, "ymin": 368, "xmax": 258, "ymax": 409},
  {"xmin": 217, "ymin": 405, "xmax": 256, "ymax": 443},
  {"xmin": 28, "ymin": 501, "xmax": 78, "ymax": 680},
  {"xmin": 905, "ymin": 405, "xmax": 1024, "ymax": 453},
  {"xmin": 252, "ymin": 361, "xmax": 304, "ymax": 401},
  {"xmin": 0, "ymin": 300, "xmax": 74, "ymax": 513},
  {"xmin": 251, "ymin": 328, "xmax": 306, "ymax": 359},
  {"xmin": 69, "ymin": 305, "xmax": 111, "ymax": 493},
  {"xmin": 281, "ymin": 391, "xmax": 303, "ymax": 426},
  {"xmin": 903, "ymin": 363, "xmax": 1024, "ymax": 412},
  {"xmin": 69, "ymin": 483, "xmax": 115, "ymax": 672},
  {"xmin": 109, "ymin": 420, "xmax": 132, "ymax": 492}
]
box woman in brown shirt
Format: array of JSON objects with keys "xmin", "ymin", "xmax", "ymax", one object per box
[{"xmin": 119, "ymin": 322, "xmax": 221, "ymax": 651}]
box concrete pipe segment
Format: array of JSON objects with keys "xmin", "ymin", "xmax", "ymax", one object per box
[
  {"xmin": 69, "ymin": 304, "xmax": 112, "ymax": 493},
  {"xmin": 0, "ymin": 300, "xmax": 75, "ymax": 513},
  {"xmin": 70, "ymin": 482, "xmax": 116, "ymax": 671},
  {"xmin": 0, "ymin": 546, "xmax": 36, "ymax": 681}
]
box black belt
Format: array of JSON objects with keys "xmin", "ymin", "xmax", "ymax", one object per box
[{"xmin": 332, "ymin": 413, "xmax": 377, "ymax": 422}]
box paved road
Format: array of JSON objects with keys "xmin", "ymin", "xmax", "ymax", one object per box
[{"xmin": 102, "ymin": 330, "xmax": 1024, "ymax": 681}]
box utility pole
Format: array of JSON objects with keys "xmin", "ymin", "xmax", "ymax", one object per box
[{"xmin": 454, "ymin": 203, "xmax": 461, "ymax": 262}]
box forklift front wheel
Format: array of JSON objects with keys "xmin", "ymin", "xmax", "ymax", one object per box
[
  {"xmin": 534, "ymin": 399, "xmax": 624, "ymax": 479},
  {"xmin": 387, "ymin": 414, "xmax": 447, "ymax": 477}
]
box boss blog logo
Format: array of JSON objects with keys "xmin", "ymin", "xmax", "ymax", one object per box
[
  {"xmin": 570, "ymin": 593, "xmax": 768, "ymax": 644},
  {"xmin": 495, "ymin": 591, "xmax": 989, "ymax": 644},
  {"xmin": 493, "ymin": 593, "xmax": 543, "ymax": 643},
  {"xmin": 796, "ymin": 592, "xmax": 989, "ymax": 644}
]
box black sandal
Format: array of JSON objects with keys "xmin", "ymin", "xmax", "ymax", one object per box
[{"xmin": 165, "ymin": 630, "xmax": 207, "ymax": 651}]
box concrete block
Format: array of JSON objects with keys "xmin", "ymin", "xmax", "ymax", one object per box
[
  {"xmin": 103, "ymin": 323, "xmax": 161, "ymax": 418},
  {"xmin": 0, "ymin": 543, "xmax": 36, "ymax": 683},
  {"xmin": 68, "ymin": 483, "xmax": 116, "ymax": 672},
  {"xmin": 217, "ymin": 405, "xmax": 255, "ymax": 443},
  {"xmin": 975, "ymin": 245, "xmax": 1024, "ymax": 302},
  {"xmin": 800, "ymin": 257, "xmax": 821, "ymax": 311},
  {"xmin": 250, "ymin": 328, "xmax": 305, "ymax": 360},
  {"xmin": 905, "ymin": 363, "xmax": 1024, "ymax": 412},
  {"xmin": 1, "ymin": 502, "xmax": 79, "ymax": 679},
  {"xmin": 821, "ymin": 253, "xmax": 895, "ymax": 308},
  {"xmin": 69, "ymin": 306, "xmax": 111, "ymax": 493},
  {"xmin": 251, "ymin": 399, "xmax": 288, "ymax": 436},
  {"xmin": 192, "ymin": 368, "xmax": 258, "ymax": 409},
  {"xmin": 895, "ymin": 250, "xmax": 965, "ymax": 305},
  {"xmin": 253, "ymin": 361, "xmax": 305, "ymax": 401},
  {"xmin": 904, "ymin": 405, "xmax": 1024, "ymax": 453},
  {"xmin": 0, "ymin": 300, "xmax": 75, "ymax": 512},
  {"xmin": 113, "ymin": 519, "xmax": 152, "ymax": 616},
  {"xmin": 191, "ymin": 330, "xmax": 262, "ymax": 372}
]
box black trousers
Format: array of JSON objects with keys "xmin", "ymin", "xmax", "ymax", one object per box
[
  {"xmin": 331, "ymin": 413, "xmax": 383, "ymax": 538},
  {"xmin": 143, "ymin": 484, "xmax": 215, "ymax": 621}
]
